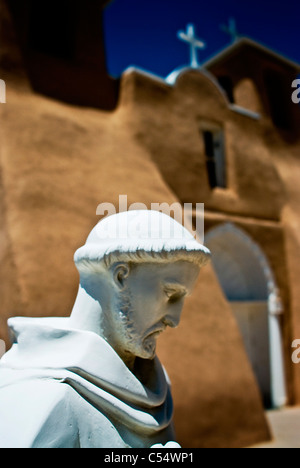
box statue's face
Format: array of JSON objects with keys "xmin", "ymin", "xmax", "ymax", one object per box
[{"xmin": 112, "ymin": 260, "xmax": 199, "ymax": 361}]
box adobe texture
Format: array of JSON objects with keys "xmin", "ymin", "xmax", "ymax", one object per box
[{"xmin": 1, "ymin": 0, "xmax": 300, "ymax": 447}]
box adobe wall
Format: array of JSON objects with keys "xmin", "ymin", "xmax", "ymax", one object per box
[
  {"xmin": 0, "ymin": 6, "xmax": 278, "ymax": 446},
  {"xmin": 0, "ymin": 81, "xmax": 271, "ymax": 448},
  {"xmin": 118, "ymin": 67, "xmax": 300, "ymax": 414},
  {"xmin": 119, "ymin": 68, "xmax": 286, "ymax": 221},
  {"xmin": 0, "ymin": 83, "xmax": 178, "ymax": 343}
]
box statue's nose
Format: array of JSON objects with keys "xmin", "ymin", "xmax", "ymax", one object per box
[{"xmin": 162, "ymin": 314, "xmax": 180, "ymax": 329}]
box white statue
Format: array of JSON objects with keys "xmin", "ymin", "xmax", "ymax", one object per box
[{"xmin": 0, "ymin": 210, "xmax": 210, "ymax": 448}]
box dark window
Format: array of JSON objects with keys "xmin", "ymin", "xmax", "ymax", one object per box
[
  {"xmin": 263, "ymin": 69, "xmax": 291, "ymax": 130},
  {"xmin": 217, "ymin": 76, "xmax": 235, "ymax": 103},
  {"xmin": 29, "ymin": 0, "xmax": 76, "ymax": 60},
  {"xmin": 202, "ymin": 129, "xmax": 227, "ymax": 189}
]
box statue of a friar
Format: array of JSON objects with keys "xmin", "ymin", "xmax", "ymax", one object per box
[{"xmin": 0, "ymin": 210, "xmax": 210, "ymax": 448}]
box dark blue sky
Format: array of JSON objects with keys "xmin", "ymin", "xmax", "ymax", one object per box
[{"xmin": 103, "ymin": 0, "xmax": 300, "ymax": 78}]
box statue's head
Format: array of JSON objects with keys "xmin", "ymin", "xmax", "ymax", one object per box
[{"xmin": 74, "ymin": 210, "xmax": 210, "ymax": 362}]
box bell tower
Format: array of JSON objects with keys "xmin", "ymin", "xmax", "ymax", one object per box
[{"xmin": 5, "ymin": 0, "xmax": 118, "ymax": 109}]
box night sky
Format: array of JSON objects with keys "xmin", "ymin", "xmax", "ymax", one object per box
[{"xmin": 103, "ymin": 0, "xmax": 300, "ymax": 78}]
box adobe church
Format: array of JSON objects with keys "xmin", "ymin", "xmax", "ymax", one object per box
[{"xmin": 0, "ymin": 0, "xmax": 300, "ymax": 448}]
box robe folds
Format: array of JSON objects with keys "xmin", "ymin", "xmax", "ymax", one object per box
[{"xmin": 0, "ymin": 317, "xmax": 175, "ymax": 448}]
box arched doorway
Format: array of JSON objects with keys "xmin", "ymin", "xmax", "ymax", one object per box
[{"xmin": 205, "ymin": 223, "xmax": 287, "ymax": 409}]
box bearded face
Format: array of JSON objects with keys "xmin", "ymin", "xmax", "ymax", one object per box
[
  {"xmin": 108, "ymin": 261, "xmax": 200, "ymax": 361},
  {"xmin": 110, "ymin": 287, "xmax": 161, "ymax": 360}
]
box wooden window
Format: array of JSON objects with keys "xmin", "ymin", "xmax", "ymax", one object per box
[{"xmin": 202, "ymin": 128, "xmax": 226, "ymax": 189}]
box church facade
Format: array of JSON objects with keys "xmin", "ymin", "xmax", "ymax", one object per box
[{"xmin": 0, "ymin": 0, "xmax": 300, "ymax": 448}]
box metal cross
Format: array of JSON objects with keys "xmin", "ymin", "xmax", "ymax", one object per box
[
  {"xmin": 220, "ymin": 18, "xmax": 239, "ymax": 43},
  {"xmin": 177, "ymin": 24, "xmax": 206, "ymax": 68}
]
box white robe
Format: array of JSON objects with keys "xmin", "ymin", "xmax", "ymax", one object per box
[{"xmin": 0, "ymin": 317, "xmax": 175, "ymax": 448}]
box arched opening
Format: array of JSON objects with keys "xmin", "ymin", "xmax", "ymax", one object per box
[{"xmin": 205, "ymin": 223, "xmax": 287, "ymax": 409}]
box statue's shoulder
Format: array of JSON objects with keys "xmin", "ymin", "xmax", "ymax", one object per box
[
  {"xmin": 31, "ymin": 379, "xmax": 81, "ymax": 448},
  {"xmin": 0, "ymin": 378, "xmax": 80, "ymax": 448}
]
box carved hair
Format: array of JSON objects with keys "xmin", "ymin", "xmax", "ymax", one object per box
[{"xmin": 75, "ymin": 245, "xmax": 210, "ymax": 275}]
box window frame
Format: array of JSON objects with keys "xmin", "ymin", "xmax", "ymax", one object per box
[{"xmin": 200, "ymin": 124, "xmax": 227, "ymax": 189}]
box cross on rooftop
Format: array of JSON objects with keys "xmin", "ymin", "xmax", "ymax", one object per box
[
  {"xmin": 220, "ymin": 18, "xmax": 240, "ymax": 43},
  {"xmin": 177, "ymin": 24, "xmax": 206, "ymax": 68}
]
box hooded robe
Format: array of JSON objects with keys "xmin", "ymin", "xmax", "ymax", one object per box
[{"xmin": 0, "ymin": 317, "xmax": 175, "ymax": 448}]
